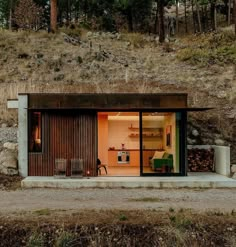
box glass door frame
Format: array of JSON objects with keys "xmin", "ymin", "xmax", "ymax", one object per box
[{"xmin": 139, "ymin": 110, "xmax": 187, "ymax": 176}]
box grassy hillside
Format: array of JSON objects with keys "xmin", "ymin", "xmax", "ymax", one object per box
[{"xmin": 0, "ymin": 28, "xmax": 235, "ymax": 161}]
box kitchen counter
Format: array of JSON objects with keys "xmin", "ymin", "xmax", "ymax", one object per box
[{"xmin": 108, "ymin": 149, "xmax": 156, "ymax": 167}]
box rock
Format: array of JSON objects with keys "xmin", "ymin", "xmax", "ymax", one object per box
[
  {"xmin": 231, "ymin": 165, "xmax": 236, "ymax": 173},
  {"xmin": 1, "ymin": 123, "xmax": 7, "ymax": 128},
  {"xmin": 35, "ymin": 53, "xmax": 44, "ymax": 59},
  {"xmin": 232, "ymin": 173, "xmax": 236, "ymax": 179},
  {"xmin": 216, "ymin": 91, "xmax": 227, "ymax": 99},
  {"xmin": 3, "ymin": 142, "xmax": 18, "ymax": 150},
  {"xmin": 192, "ymin": 129, "xmax": 199, "ymax": 137},
  {"xmin": 187, "ymin": 137, "xmax": 196, "ymax": 145},
  {"xmin": 214, "ymin": 139, "xmax": 225, "ymax": 146},
  {"xmin": 116, "ymin": 33, "xmax": 121, "ymax": 40},
  {"xmin": 54, "ymin": 74, "xmax": 64, "ymax": 81},
  {"xmin": 0, "ymin": 149, "xmax": 18, "ymax": 175},
  {"xmin": 0, "ymin": 167, "xmax": 18, "ymax": 176},
  {"xmin": 86, "ymin": 31, "xmax": 93, "ymax": 38}
]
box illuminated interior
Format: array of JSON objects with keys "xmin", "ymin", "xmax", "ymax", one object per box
[
  {"xmin": 29, "ymin": 112, "xmax": 42, "ymax": 152},
  {"xmin": 98, "ymin": 112, "xmax": 180, "ymax": 176}
]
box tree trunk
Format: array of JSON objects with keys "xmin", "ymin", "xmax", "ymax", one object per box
[
  {"xmin": 196, "ymin": 2, "xmax": 202, "ymax": 32},
  {"xmin": 154, "ymin": 1, "xmax": 159, "ymax": 34},
  {"xmin": 50, "ymin": 0, "xmax": 57, "ymax": 32},
  {"xmin": 184, "ymin": 0, "xmax": 188, "ymax": 33},
  {"xmin": 228, "ymin": 0, "xmax": 231, "ymax": 25},
  {"xmin": 176, "ymin": 0, "xmax": 179, "ymax": 33},
  {"xmin": 214, "ymin": 4, "xmax": 217, "ymax": 30},
  {"xmin": 234, "ymin": 0, "xmax": 236, "ymax": 34},
  {"xmin": 191, "ymin": 0, "xmax": 196, "ymax": 32},
  {"xmin": 9, "ymin": 0, "xmax": 13, "ymax": 30},
  {"xmin": 210, "ymin": 1, "xmax": 217, "ymax": 30},
  {"xmin": 158, "ymin": 0, "xmax": 165, "ymax": 42},
  {"xmin": 127, "ymin": 6, "xmax": 133, "ymax": 32}
]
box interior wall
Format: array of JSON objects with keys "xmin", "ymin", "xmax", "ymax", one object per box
[
  {"xmin": 163, "ymin": 114, "xmax": 177, "ymax": 172},
  {"xmin": 142, "ymin": 120, "xmax": 164, "ymax": 150},
  {"xmin": 98, "ymin": 115, "xmax": 108, "ymax": 164},
  {"xmin": 108, "ymin": 120, "xmax": 140, "ymax": 150}
]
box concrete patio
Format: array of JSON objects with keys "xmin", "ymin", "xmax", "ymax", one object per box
[{"xmin": 21, "ymin": 173, "xmax": 236, "ymax": 189}]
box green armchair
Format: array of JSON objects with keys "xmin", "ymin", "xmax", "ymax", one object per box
[{"xmin": 151, "ymin": 153, "xmax": 173, "ymax": 171}]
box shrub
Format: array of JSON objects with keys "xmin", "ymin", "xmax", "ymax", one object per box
[
  {"xmin": 27, "ymin": 232, "xmax": 44, "ymax": 247},
  {"xmin": 55, "ymin": 231, "xmax": 76, "ymax": 247},
  {"xmin": 119, "ymin": 214, "xmax": 128, "ymax": 221},
  {"xmin": 121, "ymin": 33, "xmax": 146, "ymax": 48},
  {"xmin": 176, "ymin": 31, "xmax": 236, "ymax": 66}
]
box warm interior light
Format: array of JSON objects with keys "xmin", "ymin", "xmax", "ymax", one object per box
[
  {"xmin": 108, "ymin": 116, "xmax": 165, "ymax": 121},
  {"xmin": 35, "ymin": 139, "xmax": 41, "ymax": 144}
]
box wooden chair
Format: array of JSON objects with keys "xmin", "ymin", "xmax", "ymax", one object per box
[
  {"xmin": 97, "ymin": 158, "xmax": 108, "ymax": 175},
  {"xmin": 71, "ymin": 159, "xmax": 83, "ymax": 178},
  {"xmin": 54, "ymin": 158, "xmax": 67, "ymax": 178}
]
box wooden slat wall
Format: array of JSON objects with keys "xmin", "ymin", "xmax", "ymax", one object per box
[{"xmin": 29, "ymin": 112, "xmax": 97, "ymax": 176}]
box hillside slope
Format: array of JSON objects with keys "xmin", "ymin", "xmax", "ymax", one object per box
[{"xmin": 0, "ymin": 30, "xmax": 235, "ymax": 162}]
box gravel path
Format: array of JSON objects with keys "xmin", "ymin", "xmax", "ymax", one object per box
[{"xmin": 0, "ymin": 188, "xmax": 235, "ymax": 213}]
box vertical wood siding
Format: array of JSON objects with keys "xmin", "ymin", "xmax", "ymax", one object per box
[{"xmin": 29, "ymin": 111, "xmax": 97, "ymax": 176}]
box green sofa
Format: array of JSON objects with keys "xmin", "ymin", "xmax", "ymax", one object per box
[{"xmin": 151, "ymin": 152, "xmax": 173, "ymax": 172}]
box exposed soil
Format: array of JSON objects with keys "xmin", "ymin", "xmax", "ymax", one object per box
[{"xmin": 0, "ymin": 174, "xmax": 22, "ymax": 190}]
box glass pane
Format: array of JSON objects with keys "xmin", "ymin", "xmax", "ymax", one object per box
[
  {"xmin": 29, "ymin": 112, "xmax": 42, "ymax": 152},
  {"xmin": 142, "ymin": 112, "xmax": 181, "ymax": 174}
]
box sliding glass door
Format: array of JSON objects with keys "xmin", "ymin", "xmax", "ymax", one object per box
[{"xmin": 141, "ymin": 112, "xmax": 184, "ymax": 175}]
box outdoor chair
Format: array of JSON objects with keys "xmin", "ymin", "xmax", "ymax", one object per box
[
  {"xmin": 54, "ymin": 158, "xmax": 67, "ymax": 178},
  {"xmin": 70, "ymin": 158, "xmax": 83, "ymax": 178}
]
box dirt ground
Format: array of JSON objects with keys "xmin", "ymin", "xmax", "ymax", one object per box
[
  {"xmin": 0, "ymin": 175, "xmax": 236, "ymax": 246},
  {"xmin": 0, "ymin": 175, "xmax": 235, "ymax": 214},
  {"xmin": 0, "ymin": 187, "xmax": 236, "ymax": 214}
]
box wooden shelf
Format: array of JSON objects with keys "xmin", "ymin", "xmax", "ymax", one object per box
[
  {"xmin": 128, "ymin": 127, "xmax": 163, "ymax": 138},
  {"xmin": 129, "ymin": 134, "xmax": 162, "ymax": 138},
  {"xmin": 128, "ymin": 127, "xmax": 162, "ymax": 131}
]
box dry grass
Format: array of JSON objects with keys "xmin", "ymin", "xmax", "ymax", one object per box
[
  {"xmin": 120, "ymin": 32, "xmax": 147, "ymax": 48},
  {"xmin": 33, "ymin": 208, "xmax": 51, "ymax": 216},
  {"xmin": 127, "ymin": 197, "xmax": 162, "ymax": 202},
  {"xmin": 0, "ymin": 209, "xmax": 235, "ymax": 247}
]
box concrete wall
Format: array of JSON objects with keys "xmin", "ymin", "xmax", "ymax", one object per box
[
  {"xmin": 188, "ymin": 145, "xmax": 231, "ymax": 177},
  {"xmin": 18, "ymin": 95, "xmax": 28, "ymax": 177},
  {"xmin": 214, "ymin": 146, "xmax": 231, "ymax": 177}
]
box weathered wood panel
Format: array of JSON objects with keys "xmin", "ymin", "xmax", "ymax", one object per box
[
  {"xmin": 29, "ymin": 111, "xmax": 97, "ymax": 176},
  {"xmin": 27, "ymin": 93, "xmax": 188, "ymax": 110}
]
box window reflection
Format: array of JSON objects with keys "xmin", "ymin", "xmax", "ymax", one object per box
[{"xmin": 29, "ymin": 112, "xmax": 42, "ymax": 152}]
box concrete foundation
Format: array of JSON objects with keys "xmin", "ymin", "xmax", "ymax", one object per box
[{"xmin": 22, "ymin": 173, "xmax": 236, "ymax": 189}]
